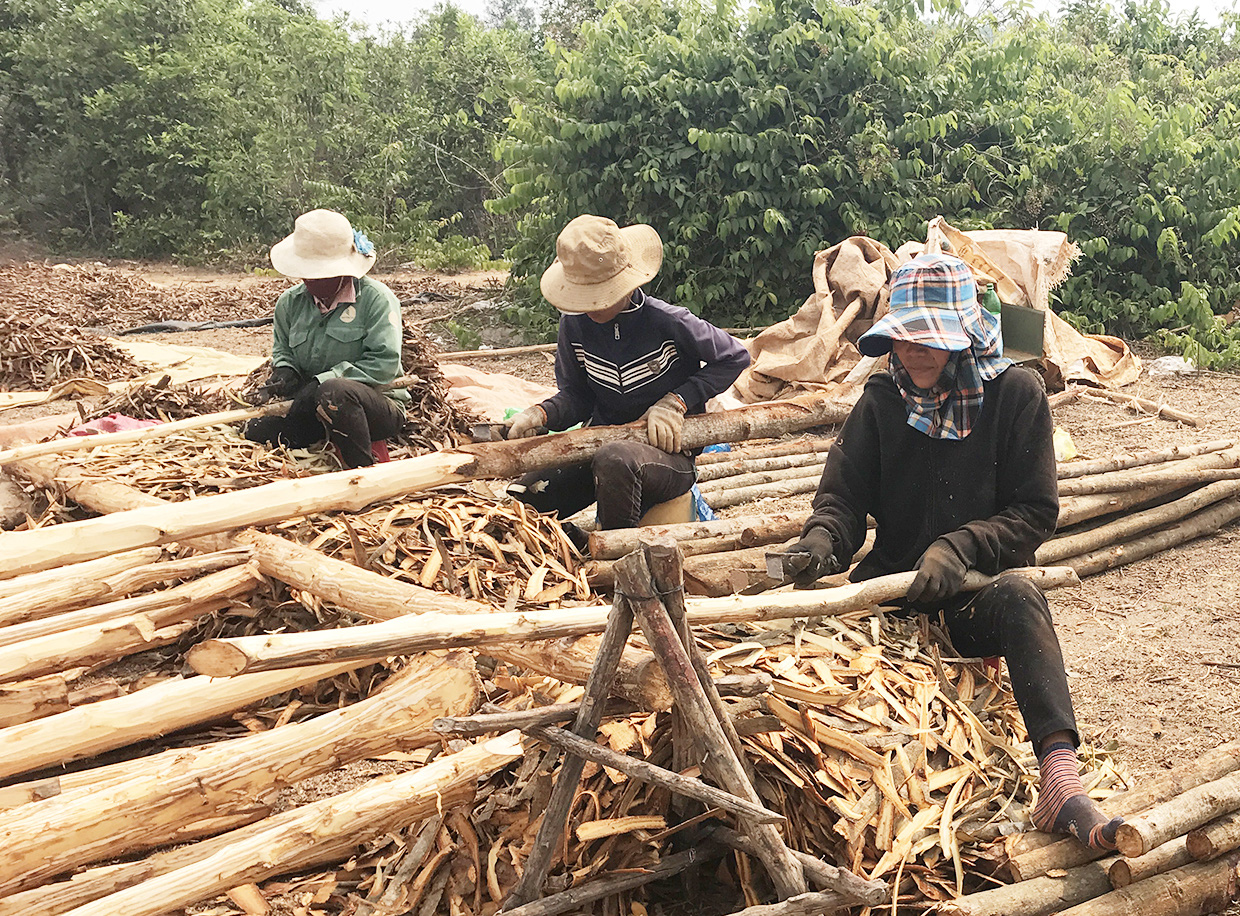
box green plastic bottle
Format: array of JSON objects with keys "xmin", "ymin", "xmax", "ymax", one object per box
[{"xmin": 981, "ymin": 283, "xmax": 1002, "ymax": 315}]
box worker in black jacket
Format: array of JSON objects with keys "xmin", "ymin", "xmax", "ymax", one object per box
[
  {"xmin": 506, "ymin": 215, "xmax": 750, "ymax": 537},
  {"xmin": 784, "ymin": 252, "xmax": 1123, "ymax": 851}
]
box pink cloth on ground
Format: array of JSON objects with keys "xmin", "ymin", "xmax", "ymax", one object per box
[{"xmin": 68, "ymin": 414, "xmax": 163, "ymax": 436}]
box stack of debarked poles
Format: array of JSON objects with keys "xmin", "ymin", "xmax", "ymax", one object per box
[
  {"xmin": 583, "ymin": 437, "xmax": 1240, "ymax": 597},
  {"xmin": 937, "ymin": 739, "xmax": 1240, "ymax": 916}
]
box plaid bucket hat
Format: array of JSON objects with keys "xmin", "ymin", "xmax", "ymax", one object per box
[
  {"xmin": 858, "ymin": 253, "xmax": 976, "ymax": 357},
  {"xmin": 859, "ymin": 252, "xmax": 1011, "ymax": 440}
]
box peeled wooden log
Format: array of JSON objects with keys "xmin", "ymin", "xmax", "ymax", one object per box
[
  {"xmin": 1055, "ymin": 855, "xmax": 1240, "ymax": 916},
  {"xmin": 0, "ymin": 395, "xmax": 851, "ymax": 577},
  {"xmin": 695, "ymin": 449, "xmax": 832, "ymax": 482},
  {"xmin": 0, "ymin": 677, "xmax": 118, "ymax": 732},
  {"xmin": 187, "ymin": 566, "xmax": 1078, "ymax": 677},
  {"xmin": 0, "ymin": 547, "xmax": 252, "ymax": 629},
  {"xmin": 1078, "ymin": 387, "xmax": 1201, "ymax": 426},
  {"xmin": 486, "ymin": 635, "xmax": 671, "ymax": 710},
  {"xmin": 0, "ymin": 659, "xmax": 368, "ymax": 784},
  {"xmin": 697, "ymin": 462, "xmax": 826, "ymax": 496},
  {"xmin": 1115, "ymin": 769, "xmax": 1240, "ymax": 858},
  {"xmin": 696, "ymin": 436, "xmax": 830, "ymax": 465},
  {"xmin": 0, "ymin": 651, "xmax": 480, "ymax": 897},
  {"xmin": 587, "ymin": 513, "xmax": 802, "ymax": 561},
  {"xmin": 1007, "ymin": 740, "xmax": 1240, "ymax": 880},
  {"xmin": 1058, "ymin": 497, "xmax": 1240, "ymax": 580},
  {"xmin": 0, "ymin": 547, "xmax": 161, "ymax": 600},
  {"xmin": 1059, "ymin": 466, "xmax": 1240, "ymax": 497},
  {"xmin": 1037, "ymin": 480, "xmax": 1240, "ymax": 565},
  {"xmin": 1058, "ymin": 440, "xmax": 1234, "ymax": 480},
  {"xmin": 1047, "ymin": 387, "xmax": 1083, "ymax": 410},
  {"xmin": 1109, "ymin": 836, "xmax": 1192, "ymax": 888},
  {"xmin": 1187, "ymin": 811, "xmax": 1240, "ymax": 860},
  {"xmin": 1057, "ymin": 481, "xmax": 1199, "ymax": 528},
  {"xmin": 0, "ymin": 557, "xmax": 259, "ymax": 651},
  {"xmin": 0, "ymin": 564, "xmax": 262, "ymax": 683},
  {"xmin": 4, "ymin": 734, "xmax": 521, "ymax": 916},
  {"xmin": 933, "ymin": 857, "xmax": 1115, "ymax": 916},
  {"xmin": 1055, "ymin": 447, "xmax": 1240, "ymax": 496},
  {"xmin": 703, "ymin": 471, "xmax": 822, "ymax": 510},
  {"xmin": 0, "ymin": 673, "xmax": 80, "ymax": 731},
  {"xmin": 681, "ymin": 541, "xmax": 798, "ymax": 597}
]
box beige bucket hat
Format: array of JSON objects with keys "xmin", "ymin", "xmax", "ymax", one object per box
[
  {"xmin": 540, "ymin": 215, "xmax": 663, "ymax": 313},
  {"xmin": 270, "ymin": 209, "xmax": 376, "ymax": 280}
]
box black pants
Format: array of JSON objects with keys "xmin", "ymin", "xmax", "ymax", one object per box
[
  {"xmin": 243, "ymin": 378, "xmax": 404, "ymax": 469},
  {"xmin": 510, "ymin": 440, "xmax": 697, "ymax": 529},
  {"xmin": 940, "ymin": 576, "xmax": 1078, "ymax": 748}
]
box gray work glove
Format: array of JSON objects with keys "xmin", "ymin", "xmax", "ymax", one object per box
[
  {"xmin": 907, "ymin": 538, "xmax": 969, "ymax": 606},
  {"xmin": 644, "ymin": 393, "xmax": 686, "ymax": 453},
  {"xmin": 783, "ymin": 527, "xmax": 843, "ymax": 586},
  {"xmin": 507, "ymin": 404, "xmax": 547, "ymax": 439}
]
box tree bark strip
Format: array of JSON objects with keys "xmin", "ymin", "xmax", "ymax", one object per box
[
  {"xmin": 528, "ymin": 723, "xmax": 783, "ymax": 823},
  {"xmin": 1057, "ymin": 439, "xmax": 1234, "ymax": 480},
  {"xmin": 0, "ymin": 396, "xmax": 851, "ymax": 578},
  {"xmin": 617, "ymin": 547, "xmax": 807, "ymax": 899},
  {"xmin": 499, "ymin": 846, "xmax": 732, "ymax": 916},
  {"xmin": 0, "ymin": 651, "xmax": 480, "ymax": 898},
  {"xmin": 1037, "ymin": 480, "xmax": 1240, "ymax": 565},
  {"xmin": 186, "ymin": 567, "xmax": 1078, "ymax": 677},
  {"xmin": 718, "ymin": 891, "xmax": 856, "ymax": 916},
  {"xmin": 3, "ymin": 735, "xmax": 519, "ymax": 916}
]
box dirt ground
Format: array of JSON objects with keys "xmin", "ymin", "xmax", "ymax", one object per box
[{"xmin": 4, "ymin": 256, "xmax": 1240, "ymax": 911}]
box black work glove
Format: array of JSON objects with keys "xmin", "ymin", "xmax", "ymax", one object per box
[
  {"xmin": 906, "ymin": 538, "xmax": 969, "ymax": 606},
  {"xmin": 250, "ymin": 366, "xmax": 303, "ymax": 405},
  {"xmin": 784, "ymin": 527, "xmax": 843, "ymax": 586},
  {"xmin": 286, "ymin": 377, "xmax": 322, "ymax": 422}
]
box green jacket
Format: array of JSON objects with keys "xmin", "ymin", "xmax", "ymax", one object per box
[{"xmin": 271, "ymin": 276, "xmax": 409, "ymax": 403}]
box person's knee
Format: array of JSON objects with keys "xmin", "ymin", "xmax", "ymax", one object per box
[
  {"xmin": 592, "ymin": 442, "xmax": 642, "ymax": 482},
  {"xmin": 243, "ymin": 415, "xmax": 283, "ymax": 445},
  {"xmin": 993, "ymin": 576, "xmax": 1056, "ymax": 633},
  {"xmin": 318, "ymin": 377, "xmax": 358, "ymax": 410}
]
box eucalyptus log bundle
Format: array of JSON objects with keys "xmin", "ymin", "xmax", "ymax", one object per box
[
  {"xmin": 0, "ymin": 651, "xmax": 479, "ymax": 897},
  {"xmin": 0, "ymin": 733, "xmax": 522, "ymax": 916}
]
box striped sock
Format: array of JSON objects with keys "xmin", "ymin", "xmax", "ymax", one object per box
[{"xmin": 1031, "ymin": 742, "xmax": 1123, "ymax": 850}]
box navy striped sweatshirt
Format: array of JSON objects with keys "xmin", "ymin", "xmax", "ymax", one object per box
[{"xmin": 538, "ymin": 290, "xmax": 751, "ymax": 431}]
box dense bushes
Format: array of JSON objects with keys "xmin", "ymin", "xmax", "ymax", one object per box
[
  {"xmin": 496, "ymin": 0, "xmax": 1240, "ymax": 360},
  {"xmin": 2, "ymin": 0, "xmax": 1240, "ymax": 362}
]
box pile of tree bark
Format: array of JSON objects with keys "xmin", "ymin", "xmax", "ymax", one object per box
[
  {"xmin": 585, "ymin": 438, "xmax": 1240, "ymax": 596},
  {"xmin": 0, "ymin": 312, "xmax": 141, "ymax": 389}
]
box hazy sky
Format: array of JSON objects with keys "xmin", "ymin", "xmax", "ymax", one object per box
[{"xmin": 314, "ymin": 0, "xmax": 1235, "ymax": 29}]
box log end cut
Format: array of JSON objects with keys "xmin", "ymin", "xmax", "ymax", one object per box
[
  {"xmin": 185, "ymin": 640, "xmax": 249, "ymax": 677},
  {"xmin": 1114, "ymin": 822, "xmax": 1149, "ymax": 859}
]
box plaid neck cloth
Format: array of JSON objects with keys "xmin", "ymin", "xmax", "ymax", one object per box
[{"xmin": 888, "ymin": 300, "xmax": 1011, "ymax": 440}]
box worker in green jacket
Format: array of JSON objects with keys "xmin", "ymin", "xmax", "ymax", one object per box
[{"xmin": 244, "ymin": 209, "xmax": 408, "ymax": 468}]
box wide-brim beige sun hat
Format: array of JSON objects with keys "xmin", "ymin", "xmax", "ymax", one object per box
[
  {"xmin": 540, "ymin": 215, "xmax": 663, "ymax": 313},
  {"xmin": 270, "ymin": 209, "xmax": 376, "ymax": 280}
]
